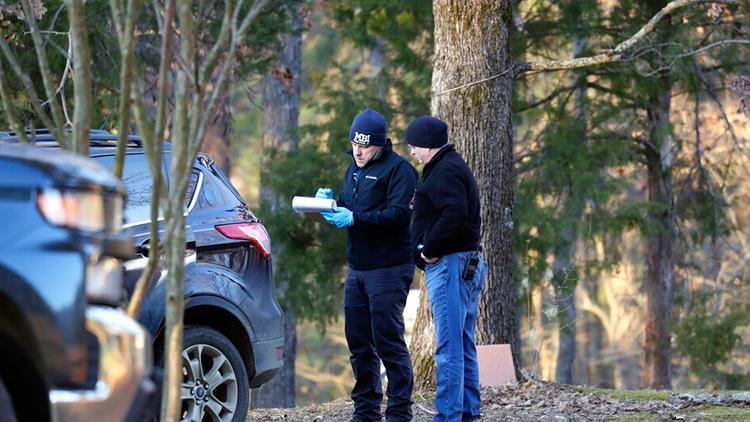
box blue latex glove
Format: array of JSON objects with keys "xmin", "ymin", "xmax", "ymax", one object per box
[
  {"xmin": 321, "ymin": 206, "xmax": 353, "ymax": 228},
  {"xmin": 315, "ymin": 188, "xmax": 333, "ymax": 199}
]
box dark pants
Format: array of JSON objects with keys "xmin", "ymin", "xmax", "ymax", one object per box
[{"xmin": 345, "ymin": 263, "xmax": 415, "ymax": 422}]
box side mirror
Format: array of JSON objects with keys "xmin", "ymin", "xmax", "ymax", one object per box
[{"xmin": 103, "ymin": 232, "xmax": 135, "ymax": 260}]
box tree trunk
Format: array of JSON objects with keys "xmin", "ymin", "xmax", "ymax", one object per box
[
  {"xmin": 251, "ymin": 5, "xmax": 302, "ymax": 408},
  {"xmin": 574, "ymin": 284, "xmax": 590, "ymax": 384},
  {"xmin": 643, "ymin": 83, "xmax": 675, "ymax": 389},
  {"xmin": 409, "ymin": 273, "xmax": 436, "ymax": 391},
  {"xmin": 160, "ymin": 1, "xmax": 195, "ymax": 417},
  {"xmin": 553, "ymin": 264, "xmax": 576, "ymax": 383},
  {"xmin": 64, "ymin": 0, "xmax": 92, "ymax": 155},
  {"xmin": 413, "ymin": 0, "xmax": 520, "ymax": 381},
  {"xmin": 642, "ymin": 1, "xmax": 675, "ymax": 389}
]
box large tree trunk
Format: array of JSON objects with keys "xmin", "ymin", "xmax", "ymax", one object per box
[
  {"xmin": 251, "ymin": 5, "xmax": 302, "ymax": 408},
  {"xmin": 642, "ymin": 1, "xmax": 675, "ymax": 390},
  {"xmin": 411, "ymin": 0, "xmax": 521, "ymax": 382}
]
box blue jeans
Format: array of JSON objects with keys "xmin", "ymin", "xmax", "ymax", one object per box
[
  {"xmin": 345, "ymin": 263, "xmax": 415, "ymax": 421},
  {"xmin": 425, "ymin": 251, "xmax": 486, "ymax": 422}
]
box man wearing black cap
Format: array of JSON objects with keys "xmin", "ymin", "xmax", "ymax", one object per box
[
  {"xmin": 316, "ymin": 108, "xmax": 418, "ymax": 421},
  {"xmin": 406, "ymin": 115, "xmax": 487, "ymax": 422}
]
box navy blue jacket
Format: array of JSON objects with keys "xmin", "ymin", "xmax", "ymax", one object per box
[
  {"xmin": 337, "ymin": 142, "xmax": 418, "ymax": 270},
  {"xmin": 411, "ymin": 144, "xmax": 481, "ymax": 270}
]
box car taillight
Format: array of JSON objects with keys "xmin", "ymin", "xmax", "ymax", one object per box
[{"xmin": 215, "ymin": 222, "xmax": 272, "ymax": 259}]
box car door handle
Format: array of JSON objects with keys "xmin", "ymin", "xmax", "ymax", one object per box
[{"xmin": 136, "ymin": 240, "xmax": 151, "ymax": 257}]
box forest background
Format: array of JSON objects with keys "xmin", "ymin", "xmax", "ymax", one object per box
[
  {"xmin": 1, "ymin": 0, "xmax": 749, "ymax": 409},
  {"xmin": 244, "ymin": 0, "xmax": 750, "ymax": 404}
]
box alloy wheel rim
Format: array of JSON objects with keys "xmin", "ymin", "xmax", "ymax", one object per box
[{"xmin": 180, "ymin": 343, "xmax": 239, "ymax": 422}]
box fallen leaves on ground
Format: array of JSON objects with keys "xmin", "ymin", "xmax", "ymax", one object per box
[{"xmin": 247, "ymin": 380, "xmax": 749, "ymax": 421}]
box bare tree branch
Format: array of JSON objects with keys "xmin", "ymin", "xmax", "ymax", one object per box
[
  {"xmin": 519, "ymin": 0, "xmax": 741, "ymax": 73},
  {"xmin": 0, "ymin": 62, "xmax": 28, "ymax": 143},
  {"xmin": 636, "ymin": 39, "xmax": 750, "ymax": 77},
  {"xmin": 199, "ymin": 0, "xmax": 234, "ymax": 88},
  {"xmin": 63, "ymin": 0, "xmax": 92, "ymax": 155},
  {"xmin": 125, "ymin": 0, "xmax": 174, "ymax": 319},
  {"xmin": 191, "ymin": 0, "xmax": 269, "ymax": 160},
  {"xmin": 514, "ymin": 82, "xmax": 579, "ymax": 113},
  {"xmin": 691, "ymin": 66, "xmax": 722, "ymax": 237},
  {"xmin": 109, "ymin": 0, "xmax": 141, "ymax": 179},
  {"xmin": 41, "ymin": 35, "xmax": 72, "ymax": 111},
  {"xmin": 705, "ymin": 77, "xmax": 750, "ymax": 162},
  {"xmin": 676, "ymin": 38, "xmax": 750, "ymax": 59},
  {"xmin": 731, "ymin": 75, "xmax": 750, "ymax": 115},
  {"xmin": 17, "ymin": 0, "xmax": 68, "ymax": 146},
  {"xmin": 434, "ymin": 0, "xmax": 742, "ymax": 96},
  {"xmin": 0, "ymin": 36, "xmax": 62, "ymax": 144}
]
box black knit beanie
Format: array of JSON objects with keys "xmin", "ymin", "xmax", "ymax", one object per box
[
  {"xmin": 405, "ymin": 115, "xmax": 448, "ymax": 148},
  {"xmin": 350, "ymin": 108, "xmax": 387, "ymax": 146}
]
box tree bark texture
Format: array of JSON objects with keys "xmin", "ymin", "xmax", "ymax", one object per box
[
  {"xmin": 424, "ymin": 0, "xmax": 521, "ymax": 381},
  {"xmin": 64, "ymin": 0, "xmax": 92, "ymax": 155},
  {"xmin": 642, "ymin": 0, "xmax": 675, "ymax": 390},
  {"xmin": 252, "ymin": 6, "xmax": 302, "ymax": 408},
  {"xmin": 409, "ymin": 273, "xmax": 436, "ymax": 391},
  {"xmin": 160, "ymin": 1, "xmax": 195, "ymax": 418}
]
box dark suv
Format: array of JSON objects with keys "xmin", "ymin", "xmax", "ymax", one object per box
[
  {"xmin": 0, "ymin": 143, "xmax": 154, "ymax": 421},
  {"xmin": 0, "ymin": 130, "xmax": 284, "ymax": 421}
]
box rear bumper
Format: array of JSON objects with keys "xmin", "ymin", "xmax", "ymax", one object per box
[
  {"xmin": 49, "ymin": 306, "xmax": 154, "ymax": 421},
  {"xmin": 249, "ymin": 336, "xmax": 284, "ymax": 388}
]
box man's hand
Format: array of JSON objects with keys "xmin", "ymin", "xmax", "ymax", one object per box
[
  {"xmin": 321, "ymin": 207, "xmax": 354, "ymax": 228},
  {"xmin": 315, "ymin": 187, "xmax": 333, "ymax": 199},
  {"xmin": 421, "ymin": 252, "xmax": 438, "ymax": 264}
]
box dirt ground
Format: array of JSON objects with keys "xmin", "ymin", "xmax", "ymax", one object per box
[{"xmin": 247, "ymin": 381, "xmax": 750, "ymax": 421}]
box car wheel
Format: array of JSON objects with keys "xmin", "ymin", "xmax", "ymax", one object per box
[{"xmin": 180, "ymin": 325, "xmax": 249, "ymax": 422}]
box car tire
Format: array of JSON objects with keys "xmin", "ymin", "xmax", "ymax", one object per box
[{"xmin": 179, "ymin": 325, "xmax": 249, "ymax": 422}]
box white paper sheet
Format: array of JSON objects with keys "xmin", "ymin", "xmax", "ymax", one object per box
[{"xmin": 292, "ymin": 196, "xmax": 337, "ymax": 213}]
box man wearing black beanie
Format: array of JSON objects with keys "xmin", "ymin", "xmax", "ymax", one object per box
[
  {"xmin": 406, "ymin": 115, "xmax": 487, "ymax": 422},
  {"xmin": 316, "ymin": 108, "xmax": 418, "ymax": 421}
]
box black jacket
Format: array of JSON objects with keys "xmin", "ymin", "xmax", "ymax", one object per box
[
  {"xmin": 411, "ymin": 144, "xmax": 481, "ymax": 270},
  {"xmin": 338, "ymin": 142, "xmax": 418, "ymax": 270}
]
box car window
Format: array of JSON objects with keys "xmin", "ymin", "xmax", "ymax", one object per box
[
  {"xmin": 195, "ymin": 170, "xmax": 243, "ymax": 210},
  {"xmin": 185, "ymin": 170, "xmax": 201, "ymax": 212},
  {"xmin": 210, "ymin": 163, "xmax": 246, "ymax": 205},
  {"xmin": 93, "ymin": 154, "xmax": 156, "ymax": 225}
]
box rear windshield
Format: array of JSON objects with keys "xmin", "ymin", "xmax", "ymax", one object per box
[
  {"xmin": 210, "ymin": 163, "xmax": 246, "ymax": 206},
  {"xmin": 194, "ymin": 168, "xmax": 243, "ymax": 210}
]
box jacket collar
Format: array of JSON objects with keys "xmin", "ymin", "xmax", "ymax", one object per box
[{"xmin": 424, "ymin": 144, "xmax": 454, "ymax": 172}]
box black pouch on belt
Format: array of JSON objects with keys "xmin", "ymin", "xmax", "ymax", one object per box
[{"xmin": 462, "ymin": 250, "xmax": 479, "ymax": 280}]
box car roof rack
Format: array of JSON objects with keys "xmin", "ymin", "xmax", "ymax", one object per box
[{"xmin": 0, "ymin": 128, "xmax": 145, "ymax": 147}]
